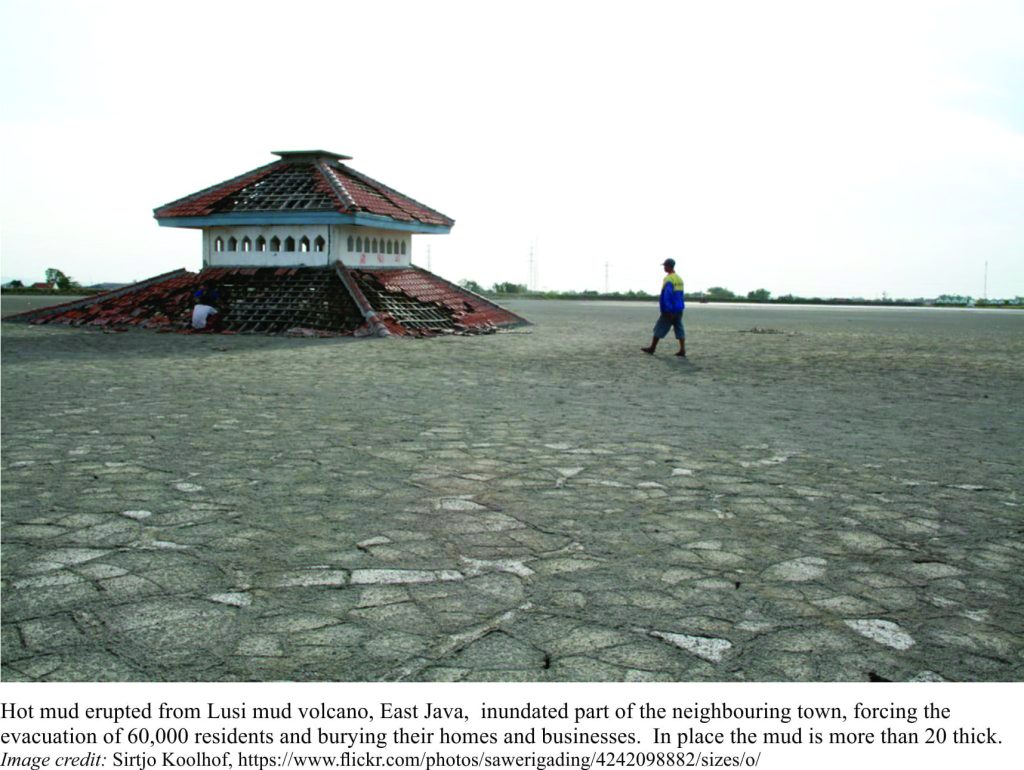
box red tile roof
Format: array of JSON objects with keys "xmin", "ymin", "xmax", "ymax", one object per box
[
  {"xmin": 154, "ymin": 152, "xmax": 454, "ymax": 228},
  {"xmin": 7, "ymin": 265, "xmax": 526, "ymax": 336},
  {"xmin": 354, "ymin": 267, "xmax": 526, "ymax": 334}
]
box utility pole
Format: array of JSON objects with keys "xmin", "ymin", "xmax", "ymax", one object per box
[
  {"xmin": 528, "ymin": 245, "xmax": 534, "ymax": 291},
  {"xmin": 984, "ymin": 260, "xmax": 988, "ymax": 300},
  {"xmin": 605, "ymin": 262, "xmax": 609, "ymax": 293}
]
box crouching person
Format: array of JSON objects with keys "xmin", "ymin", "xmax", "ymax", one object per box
[{"xmin": 191, "ymin": 281, "xmax": 224, "ymax": 331}]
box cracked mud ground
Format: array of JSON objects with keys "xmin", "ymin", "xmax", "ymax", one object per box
[{"xmin": 2, "ymin": 300, "xmax": 1022, "ymax": 682}]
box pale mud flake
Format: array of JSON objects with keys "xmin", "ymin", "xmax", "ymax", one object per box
[
  {"xmin": 646, "ymin": 629, "xmax": 733, "ymax": 663},
  {"xmin": 236, "ymin": 635, "xmax": 283, "ymax": 657},
  {"xmin": 532, "ymin": 557, "xmax": 599, "ymax": 576},
  {"xmin": 120, "ymin": 510, "xmax": 153, "ymax": 521},
  {"xmin": 357, "ymin": 536, "xmax": 392, "ymax": 549},
  {"xmin": 909, "ymin": 562, "xmax": 963, "ymax": 579},
  {"xmin": 555, "ymin": 467, "xmax": 584, "ymax": 478},
  {"xmin": 949, "ymin": 484, "xmax": 988, "ymax": 491},
  {"xmin": 466, "ymin": 511, "xmax": 525, "ymax": 532},
  {"xmin": 739, "ymin": 455, "xmax": 790, "ymax": 468},
  {"xmin": 671, "ymin": 468, "xmax": 694, "ymax": 476},
  {"xmin": 660, "ymin": 568, "xmax": 704, "ymax": 585},
  {"xmin": 576, "ymin": 478, "xmax": 627, "ymax": 488},
  {"xmin": 274, "ymin": 569, "xmax": 348, "ymax": 588},
  {"xmin": 812, "ymin": 595, "xmax": 876, "ymax": 614},
  {"xmin": 902, "ymin": 519, "xmax": 942, "ymax": 535},
  {"xmin": 435, "ymin": 497, "xmax": 486, "ymax": 511},
  {"xmin": 688, "ymin": 540, "xmax": 722, "ymax": 550},
  {"xmin": 209, "ymin": 592, "xmax": 252, "ymax": 608},
  {"xmin": 910, "ymin": 671, "xmax": 948, "ymax": 682},
  {"xmin": 837, "ymin": 531, "xmax": 894, "ymax": 551},
  {"xmin": 150, "ymin": 541, "xmax": 189, "ymax": 550},
  {"xmin": 68, "ymin": 448, "xmax": 91, "ymax": 456},
  {"xmin": 961, "ymin": 609, "xmax": 990, "ymax": 623},
  {"xmin": 13, "ymin": 572, "xmax": 84, "ymax": 589},
  {"xmin": 356, "ymin": 586, "xmax": 411, "ymax": 608},
  {"xmin": 31, "ymin": 548, "xmax": 111, "ymax": 572},
  {"xmin": 9, "ymin": 461, "xmax": 35, "ymax": 468},
  {"xmin": 74, "ymin": 563, "xmax": 128, "ymax": 579},
  {"xmin": 844, "ymin": 619, "xmax": 915, "ymax": 650},
  {"xmin": 544, "ymin": 443, "xmax": 572, "ymax": 450},
  {"xmin": 763, "ymin": 556, "xmax": 827, "ymax": 582},
  {"xmin": 461, "ymin": 557, "xmax": 535, "ymax": 578},
  {"xmin": 172, "ymin": 482, "xmax": 204, "ymax": 493},
  {"xmin": 694, "ymin": 577, "xmax": 737, "ymax": 590},
  {"xmin": 349, "ymin": 569, "xmax": 463, "ymax": 585},
  {"xmin": 735, "ymin": 619, "xmax": 775, "ymax": 633},
  {"xmin": 637, "ymin": 481, "xmax": 666, "ymax": 489}
]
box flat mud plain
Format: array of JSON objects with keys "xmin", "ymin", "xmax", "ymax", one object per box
[{"xmin": 2, "ymin": 298, "xmax": 1022, "ymax": 681}]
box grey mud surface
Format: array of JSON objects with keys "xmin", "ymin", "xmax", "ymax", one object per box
[{"xmin": 2, "ymin": 299, "xmax": 1022, "ymax": 682}]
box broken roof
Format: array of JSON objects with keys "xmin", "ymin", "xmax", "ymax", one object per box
[
  {"xmin": 6, "ymin": 263, "xmax": 528, "ymax": 337},
  {"xmin": 154, "ymin": 150, "xmax": 454, "ymax": 232}
]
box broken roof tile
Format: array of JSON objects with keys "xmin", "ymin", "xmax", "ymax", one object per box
[
  {"xmin": 154, "ymin": 153, "xmax": 454, "ymax": 229},
  {"xmin": 8, "ymin": 265, "xmax": 526, "ymax": 337}
]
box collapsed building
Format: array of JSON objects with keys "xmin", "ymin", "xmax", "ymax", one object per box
[{"xmin": 10, "ymin": 150, "xmax": 526, "ymax": 336}]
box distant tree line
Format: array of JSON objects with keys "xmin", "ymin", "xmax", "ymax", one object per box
[{"xmin": 457, "ymin": 279, "xmax": 1022, "ymax": 308}]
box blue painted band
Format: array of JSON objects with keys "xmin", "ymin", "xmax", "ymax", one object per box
[{"xmin": 156, "ymin": 211, "xmax": 452, "ymax": 234}]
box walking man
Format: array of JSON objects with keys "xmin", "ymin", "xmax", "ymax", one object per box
[{"xmin": 641, "ymin": 258, "xmax": 686, "ymax": 357}]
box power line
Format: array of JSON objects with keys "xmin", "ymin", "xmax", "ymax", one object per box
[{"xmin": 528, "ymin": 239, "xmax": 539, "ymax": 290}]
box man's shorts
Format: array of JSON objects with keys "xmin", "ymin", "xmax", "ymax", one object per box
[{"xmin": 653, "ymin": 311, "xmax": 685, "ymax": 339}]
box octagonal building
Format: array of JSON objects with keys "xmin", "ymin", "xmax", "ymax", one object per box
[
  {"xmin": 12, "ymin": 150, "xmax": 525, "ymax": 335},
  {"xmin": 155, "ymin": 150, "xmax": 454, "ymax": 271}
]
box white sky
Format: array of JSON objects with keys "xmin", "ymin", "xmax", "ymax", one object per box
[{"xmin": 1, "ymin": 0, "xmax": 1022, "ymax": 298}]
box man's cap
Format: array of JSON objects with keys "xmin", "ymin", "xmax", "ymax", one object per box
[{"xmin": 662, "ymin": 258, "xmax": 676, "ymax": 268}]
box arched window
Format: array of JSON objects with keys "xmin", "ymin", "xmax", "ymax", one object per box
[
  {"xmin": 284, "ymin": 236, "xmax": 296, "ymax": 252},
  {"xmin": 214, "ymin": 237, "xmax": 224, "ymax": 252},
  {"xmin": 347, "ymin": 235, "xmax": 354, "ymax": 252},
  {"xmin": 256, "ymin": 236, "xmax": 267, "ymax": 252},
  {"xmin": 372, "ymin": 238, "xmax": 378, "ymax": 253},
  {"xmin": 356, "ymin": 237, "xmax": 362, "ymax": 252},
  {"xmin": 387, "ymin": 240, "xmax": 393, "ymax": 254},
  {"xmin": 227, "ymin": 237, "xmax": 238, "ymax": 251},
  {"xmin": 400, "ymin": 241, "xmax": 406, "ymax": 255},
  {"xmin": 270, "ymin": 236, "xmax": 281, "ymax": 251},
  {"xmin": 299, "ymin": 236, "xmax": 310, "ymax": 253},
  {"xmin": 242, "ymin": 237, "xmax": 252, "ymax": 252},
  {"xmin": 314, "ymin": 236, "xmax": 326, "ymax": 252}
]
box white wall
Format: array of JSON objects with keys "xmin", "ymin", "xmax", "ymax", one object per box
[
  {"xmin": 202, "ymin": 225, "xmax": 412, "ymax": 268},
  {"xmin": 331, "ymin": 225, "xmax": 412, "ymax": 268}
]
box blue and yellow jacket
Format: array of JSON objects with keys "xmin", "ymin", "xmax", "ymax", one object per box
[{"xmin": 660, "ymin": 272, "xmax": 685, "ymax": 313}]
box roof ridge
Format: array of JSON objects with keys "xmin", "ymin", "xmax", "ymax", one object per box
[
  {"xmin": 154, "ymin": 160, "xmax": 285, "ymax": 217},
  {"xmin": 337, "ymin": 163, "xmax": 453, "ymax": 225},
  {"xmin": 317, "ymin": 160, "xmax": 358, "ymax": 212}
]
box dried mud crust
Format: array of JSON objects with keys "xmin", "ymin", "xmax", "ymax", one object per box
[{"xmin": 1, "ymin": 301, "xmax": 1022, "ymax": 682}]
